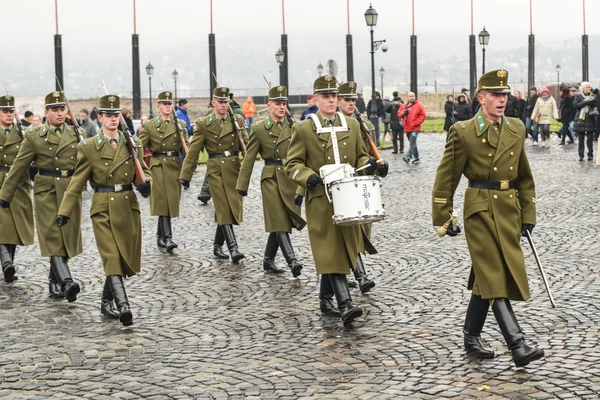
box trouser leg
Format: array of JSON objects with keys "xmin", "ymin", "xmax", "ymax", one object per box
[
  {"xmin": 107, "ymin": 275, "xmax": 133, "ymax": 326},
  {"xmin": 391, "ymin": 130, "xmax": 398, "ymax": 153},
  {"xmin": 50, "ymin": 256, "xmax": 80, "ymax": 302},
  {"xmin": 198, "ymin": 175, "xmax": 211, "ymax": 204},
  {"xmin": 463, "ymin": 294, "xmax": 494, "ymax": 359},
  {"xmin": 275, "ymin": 232, "xmax": 303, "ymax": 277},
  {"xmin": 263, "ymin": 232, "xmax": 284, "ymax": 273},
  {"xmin": 0, "ymin": 244, "xmax": 16, "ymax": 283},
  {"xmin": 213, "ymin": 225, "xmax": 229, "ymax": 259},
  {"xmin": 586, "ymin": 132, "xmax": 594, "ymax": 159},
  {"xmin": 578, "ymin": 132, "xmax": 585, "ymax": 159}
]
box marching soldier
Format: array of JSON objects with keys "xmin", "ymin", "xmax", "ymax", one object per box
[
  {"xmin": 337, "ymin": 81, "xmax": 385, "ymax": 293},
  {"xmin": 432, "ymin": 69, "xmax": 544, "ymax": 367},
  {"xmin": 139, "ymin": 91, "xmax": 188, "ymax": 252},
  {"xmin": 236, "ymin": 85, "xmax": 306, "ymax": 276},
  {"xmin": 57, "ymin": 94, "xmax": 151, "ymax": 326},
  {"xmin": 285, "ymin": 76, "xmax": 387, "ymax": 325},
  {"xmin": 0, "ymin": 91, "xmax": 83, "ymax": 302},
  {"xmin": 180, "ymin": 87, "xmax": 249, "ymax": 263},
  {"xmin": 0, "ymin": 94, "xmax": 34, "ymax": 283}
]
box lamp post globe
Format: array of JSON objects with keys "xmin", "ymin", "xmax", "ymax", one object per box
[
  {"xmin": 478, "ymin": 27, "xmax": 490, "ymax": 75},
  {"xmin": 317, "ymin": 62, "xmax": 324, "ymax": 77},
  {"xmin": 379, "ymin": 66, "xmax": 385, "ymax": 98},
  {"xmin": 275, "ymin": 48, "xmax": 284, "ymax": 64},
  {"xmin": 555, "ymin": 63, "xmax": 561, "ymax": 93},
  {"xmin": 172, "ymin": 69, "xmax": 179, "ymax": 105}
]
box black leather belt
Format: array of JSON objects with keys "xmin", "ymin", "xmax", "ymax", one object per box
[
  {"xmin": 152, "ymin": 151, "xmax": 180, "ymax": 157},
  {"xmin": 209, "ymin": 151, "xmax": 239, "ymax": 159},
  {"xmin": 264, "ymin": 159, "xmax": 283, "ymax": 166},
  {"xmin": 0, "ymin": 165, "xmax": 10, "ymax": 172},
  {"xmin": 468, "ymin": 179, "xmax": 516, "ymax": 190},
  {"xmin": 94, "ymin": 184, "xmax": 133, "ymax": 193},
  {"xmin": 38, "ymin": 168, "xmax": 74, "ymax": 178}
]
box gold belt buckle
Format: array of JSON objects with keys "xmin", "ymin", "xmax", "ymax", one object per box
[
  {"xmin": 60, "ymin": 170, "xmax": 70, "ymax": 178},
  {"xmin": 166, "ymin": 151, "xmax": 174, "ymax": 156},
  {"xmin": 224, "ymin": 151, "xmax": 231, "ymax": 157},
  {"xmin": 114, "ymin": 184, "xmax": 123, "ymax": 192},
  {"xmin": 499, "ymin": 180, "xmax": 509, "ymax": 190}
]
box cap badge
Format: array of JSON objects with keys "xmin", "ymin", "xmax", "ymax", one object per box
[
  {"xmin": 5, "ymin": 95, "xmax": 12, "ymax": 101},
  {"xmin": 324, "ymin": 75, "xmax": 333, "ymax": 82},
  {"xmin": 277, "ymin": 86, "xmax": 284, "ymax": 92},
  {"xmin": 165, "ymin": 91, "xmax": 171, "ymax": 98},
  {"xmin": 52, "ymin": 91, "xmax": 60, "ymax": 98},
  {"xmin": 348, "ymin": 82, "xmax": 355, "ymax": 89},
  {"xmin": 221, "ymin": 88, "xmax": 226, "ymax": 95},
  {"xmin": 497, "ymin": 70, "xmax": 508, "ymax": 79},
  {"xmin": 108, "ymin": 95, "xmax": 116, "ymax": 103}
]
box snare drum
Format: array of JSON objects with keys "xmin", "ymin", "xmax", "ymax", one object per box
[
  {"xmin": 319, "ymin": 163, "xmax": 354, "ymax": 186},
  {"xmin": 330, "ymin": 176, "xmax": 385, "ymax": 226}
]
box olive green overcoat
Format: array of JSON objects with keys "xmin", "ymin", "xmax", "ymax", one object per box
[
  {"xmin": 432, "ymin": 110, "xmax": 536, "ymax": 301},
  {"xmin": 285, "ymin": 113, "xmax": 370, "ymax": 275},
  {"xmin": 356, "ymin": 119, "xmax": 378, "ymax": 255},
  {"xmin": 138, "ymin": 116, "xmax": 188, "ymax": 217},
  {"xmin": 180, "ymin": 112, "xmax": 248, "ymax": 225},
  {"xmin": 0, "ymin": 126, "xmax": 34, "ymax": 246},
  {"xmin": 58, "ymin": 131, "xmax": 151, "ymax": 277},
  {"xmin": 0, "ymin": 122, "xmax": 83, "ymax": 258},
  {"xmin": 236, "ymin": 117, "xmax": 306, "ymax": 232}
]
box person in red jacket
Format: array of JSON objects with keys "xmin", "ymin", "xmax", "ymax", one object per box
[{"xmin": 398, "ymin": 92, "xmax": 426, "ymax": 164}]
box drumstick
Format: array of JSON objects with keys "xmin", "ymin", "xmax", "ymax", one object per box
[
  {"xmin": 321, "ymin": 164, "xmax": 349, "ymax": 179},
  {"xmin": 355, "ymin": 164, "xmax": 370, "ymax": 173}
]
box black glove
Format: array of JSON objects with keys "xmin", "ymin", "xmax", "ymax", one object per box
[
  {"xmin": 293, "ymin": 194, "xmax": 303, "ymax": 206},
  {"xmin": 446, "ymin": 223, "xmax": 462, "ymax": 237},
  {"xmin": 0, "ymin": 200, "xmax": 9, "ymax": 209},
  {"xmin": 56, "ymin": 215, "xmax": 69, "ymax": 227},
  {"xmin": 377, "ymin": 161, "xmax": 389, "ymax": 178},
  {"xmin": 521, "ymin": 223, "xmax": 535, "ymax": 237},
  {"xmin": 136, "ymin": 179, "xmax": 151, "ymax": 198},
  {"xmin": 179, "ymin": 179, "xmax": 190, "ymax": 190},
  {"xmin": 237, "ymin": 190, "xmax": 248, "ymax": 197},
  {"xmin": 306, "ymin": 174, "xmax": 323, "ymax": 190},
  {"xmin": 364, "ymin": 158, "xmax": 379, "ymax": 175}
]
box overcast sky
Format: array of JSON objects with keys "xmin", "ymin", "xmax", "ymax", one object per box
[{"xmin": 3, "ymin": 0, "xmax": 600, "ymax": 96}]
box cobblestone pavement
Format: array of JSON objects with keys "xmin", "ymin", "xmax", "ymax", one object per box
[{"xmin": 1, "ymin": 134, "xmax": 599, "ymax": 399}]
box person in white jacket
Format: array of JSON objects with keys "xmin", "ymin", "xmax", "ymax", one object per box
[{"xmin": 531, "ymin": 87, "xmax": 559, "ymax": 147}]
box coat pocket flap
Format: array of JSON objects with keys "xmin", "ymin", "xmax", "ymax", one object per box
[
  {"xmin": 307, "ymin": 186, "xmax": 325, "ymax": 204},
  {"xmin": 464, "ymin": 200, "xmax": 488, "ymax": 219},
  {"xmin": 90, "ymin": 200, "xmax": 108, "ymax": 217},
  {"xmin": 33, "ymin": 180, "xmax": 52, "ymax": 194}
]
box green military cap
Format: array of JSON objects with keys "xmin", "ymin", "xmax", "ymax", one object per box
[
  {"xmin": 338, "ymin": 81, "xmax": 358, "ymax": 99},
  {"xmin": 268, "ymin": 85, "xmax": 288, "ymax": 101},
  {"xmin": 0, "ymin": 94, "xmax": 15, "ymax": 110},
  {"xmin": 44, "ymin": 91, "xmax": 66, "ymax": 108},
  {"xmin": 476, "ymin": 69, "xmax": 511, "ymax": 94},
  {"xmin": 157, "ymin": 90, "xmax": 174, "ymax": 103},
  {"xmin": 98, "ymin": 94, "xmax": 121, "ymax": 114},
  {"xmin": 313, "ymin": 75, "xmax": 338, "ymax": 94},
  {"xmin": 213, "ymin": 86, "xmax": 230, "ymax": 101}
]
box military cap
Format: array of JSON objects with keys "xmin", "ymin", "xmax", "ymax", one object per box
[
  {"xmin": 44, "ymin": 91, "xmax": 66, "ymax": 108},
  {"xmin": 98, "ymin": 94, "xmax": 121, "ymax": 114},
  {"xmin": 0, "ymin": 94, "xmax": 15, "ymax": 110},
  {"xmin": 313, "ymin": 75, "xmax": 338, "ymax": 94},
  {"xmin": 476, "ymin": 69, "xmax": 511, "ymax": 94},
  {"xmin": 213, "ymin": 87, "xmax": 230, "ymax": 101},
  {"xmin": 268, "ymin": 85, "xmax": 288, "ymax": 101},
  {"xmin": 157, "ymin": 91, "xmax": 174, "ymax": 103},
  {"xmin": 338, "ymin": 81, "xmax": 358, "ymax": 99}
]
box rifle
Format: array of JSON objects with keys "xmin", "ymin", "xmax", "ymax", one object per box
[
  {"xmin": 354, "ymin": 110, "xmax": 383, "ymax": 164},
  {"xmin": 55, "ymin": 76, "xmax": 87, "ymax": 145},
  {"xmin": 262, "ymin": 75, "xmax": 296, "ymax": 126},
  {"xmin": 171, "ymin": 107, "xmax": 189, "ymax": 156},
  {"xmin": 100, "ymin": 80, "xmax": 146, "ymax": 183},
  {"xmin": 212, "ymin": 73, "xmax": 247, "ymax": 156},
  {"xmin": 4, "ymin": 86, "xmax": 24, "ymax": 139}
]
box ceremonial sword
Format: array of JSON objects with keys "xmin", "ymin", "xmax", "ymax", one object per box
[{"xmin": 525, "ymin": 230, "xmax": 557, "ymax": 308}]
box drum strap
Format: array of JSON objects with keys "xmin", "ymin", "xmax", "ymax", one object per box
[{"xmin": 307, "ymin": 112, "xmax": 348, "ymax": 165}]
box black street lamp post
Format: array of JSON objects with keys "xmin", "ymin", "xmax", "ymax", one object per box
[
  {"xmin": 555, "ymin": 64, "xmax": 561, "ymax": 94},
  {"xmin": 379, "ymin": 66, "xmax": 385, "ymax": 98},
  {"xmin": 365, "ymin": 4, "xmax": 386, "ymax": 147},
  {"xmin": 317, "ymin": 62, "xmax": 324, "ymax": 77},
  {"xmin": 275, "ymin": 48, "xmax": 285, "ymax": 84},
  {"xmin": 172, "ymin": 69, "xmax": 179, "ymax": 105},
  {"xmin": 478, "ymin": 27, "xmax": 490, "ymax": 75},
  {"xmin": 146, "ymin": 62, "xmax": 154, "ymax": 118}
]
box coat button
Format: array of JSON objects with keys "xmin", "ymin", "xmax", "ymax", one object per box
[
  {"xmin": 16, "ymin": 145, "xmax": 19, "ymax": 148},
  {"xmin": 71, "ymin": 156, "xmax": 73, "ymax": 159},
  {"xmin": 109, "ymin": 174, "xmax": 113, "ymax": 177},
  {"xmin": 488, "ymin": 153, "xmax": 492, "ymax": 157},
  {"xmin": 327, "ymin": 156, "xmax": 331, "ymax": 160},
  {"xmin": 56, "ymin": 177, "xmax": 60, "ymax": 181},
  {"xmin": 344, "ymin": 155, "xmax": 347, "ymax": 159},
  {"xmin": 493, "ymin": 195, "xmax": 498, "ymax": 199},
  {"xmin": 510, "ymin": 166, "xmax": 514, "ymax": 170},
  {"xmin": 105, "ymin": 163, "xmax": 109, "ymax": 166},
  {"xmin": 163, "ymin": 159, "xmax": 167, "ymax": 162},
  {"xmin": 125, "ymin": 161, "xmax": 128, "ymax": 164},
  {"xmin": 493, "ymin": 167, "xmax": 498, "ymax": 171},
  {"xmin": 510, "ymin": 151, "xmax": 514, "ymax": 156},
  {"xmin": 125, "ymin": 196, "xmax": 129, "ymax": 199},
  {"xmin": 343, "ymin": 142, "xmax": 346, "ymax": 145},
  {"xmin": 49, "ymin": 147, "xmax": 52, "ymax": 150},
  {"xmin": 509, "ymin": 194, "xmax": 513, "ymax": 199},
  {"xmin": 482, "ymin": 139, "xmax": 487, "ymax": 143},
  {"xmin": 221, "ymin": 160, "xmax": 225, "ymax": 164},
  {"xmin": 111, "ymin": 197, "xmax": 115, "ymax": 201},
  {"xmin": 125, "ymin": 173, "xmax": 128, "ymax": 176},
  {"xmin": 55, "ymin": 157, "xmax": 58, "ymax": 160},
  {"xmin": 72, "ymin": 145, "xmax": 74, "ymax": 148},
  {"xmin": 322, "ymin": 144, "xmax": 325, "ymax": 147}
]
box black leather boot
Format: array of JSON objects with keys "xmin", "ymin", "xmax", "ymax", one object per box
[
  {"xmin": 329, "ymin": 273, "xmax": 363, "ymax": 324},
  {"xmin": 50, "ymin": 256, "xmax": 80, "ymax": 303},
  {"xmin": 48, "ymin": 268, "xmax": 63, "ymax": 298},
  {"xmin": 213, "ymin": 226, "xmax": 229, "ymax": 259},
  {"xmin": 161, "ymin": 216, "xmax": 178, "ymax": 252},
  {"xmin": 354, "ymin": 254, "xmax": 375, "ymax": 293},
  {"xmin": 492, "ymin": 298, "xmax": 544, "ymax": 367},
  {"xmin": 463, "ymin": 294, "xmax": 494, "ymax": 359},
  {"xmin": 156, "ymin": 218, "xmax": 166, "ymax": 248},
  {"xmin": 100, "ymin": 277, "xmax": 120, "ymax": 319},
  {"xmin": 107, "ymin": 275, "xmax": 133, "ymax": 326},
  {"xmin": 275, "ymin": 232, "xmax": 302, "ymax": 277},
  {"xmin": 221, "ymin": 225, "xmax": 245, "ymax": 263},
  {"xmin": 0, "ymin": 244, "xmax": 16, "ymax": 283},
  {"xmin": 319, "ymin": 274, "xmax": 341, "ymax": 317},
  {"xmin": 263, "ymin": 233, "xmax": 284, "ymax": 273},
  {"xmin": 392, "ymin": 140, "xmax": 398, "ymax": 154}
]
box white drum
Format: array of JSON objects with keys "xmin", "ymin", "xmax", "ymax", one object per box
[
  {"xmin": 330, "ymin": 176, "xmax": 385, "ymax": 226},
  {"xmin": 319, "ymin": 163, "xmax": 354, "ymax": 186}
]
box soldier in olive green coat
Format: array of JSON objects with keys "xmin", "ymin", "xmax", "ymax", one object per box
[
  {"xmin": 0, "ymin": 91, "xmax": 83, "ymax": 303},
  {"xmin": 0, "ymin": 94, "xmax": 34, "ymax": 283},
  {"xmin": 285, "ymin": 76, "xmax": 387, "ymax": 325},
  {"xmin": 180, "ymin": 87, "xmax": 249, "ymax": 263},
  {"xmin": 432, "ymin": 69, "xmax": 544, "ymax": 368},
  {"xmin": 139, "ymin": 90, "xmax": 189, "ymax": 252},
  {"xmin": 58, "ymin": 94, "xmax": 151, "ymax": 327},
  {"xmin": 236, "ymin": 86, "xmax": 306, "ymax": 277}
]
